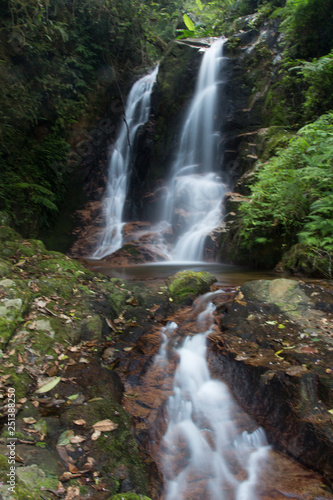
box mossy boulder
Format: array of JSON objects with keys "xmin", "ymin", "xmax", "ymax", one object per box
[
  {"xmin": 0, "ymin": 278, "xmax": 31, "ymax": 347},
  {"xmin": 0, "ymin": 454, "xmax": 58, "ymax": 499},
  {"xmin": 168, "ymin": 270, "xmax": 216, "ymax": 304},
  {"xmin": 61, "ymin": 398, "xmax": 148, "ymax": 497}
]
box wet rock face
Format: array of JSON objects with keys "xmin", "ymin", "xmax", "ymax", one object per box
[{"xmin": 208, "ymin": 278, "xmax": 333, "ymax": 486}]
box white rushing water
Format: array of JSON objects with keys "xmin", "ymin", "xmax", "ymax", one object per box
[
  {"xmin": 158, "ymin": 292, "xmax": 270, "ymax": 500},
  {"xmin": 93, "ymin": 66, "xmax": 158, "ymax": 259},
  {"xmin": 162, "ymin": 38, "xmax": 229, "ymax": 262}
]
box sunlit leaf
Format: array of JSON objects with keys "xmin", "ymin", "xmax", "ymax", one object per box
[
  {"xmin": 36, "ymin": 376, "xmax": 61, "ymax": 393},
  {"xmin": 183, "ymin": 13, "xmax": 195, "ymax": 31}
]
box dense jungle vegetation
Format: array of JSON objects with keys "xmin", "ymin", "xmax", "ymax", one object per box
[{"xmin": 0, "ymin": 0, "xmax": 332, "ymax": 276}]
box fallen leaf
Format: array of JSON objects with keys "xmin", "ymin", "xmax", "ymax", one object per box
[
  {"xmin": 126, "ymin": 321, "xmax": 140, "ymax": 327},
  {"xmin": 105, "ymin": 317, "xmax": 118, "ymax": 332},
  {"xmin": 68, "ymin": 464, "xmax": 80, "ymax": 474},
  {"xmin": 123, "ymin": 347, "xmax": 133, "ymax": 352},
  {"xmin": 69, "ymin": 435, "xmax": 86, "ymax": 444},
  {"xmin": 91, "ymin": 430, "xmax": 101, "ymax": 441},
  {"xmin": 36, "ymin": 376, "xmax": 61, "ymax": 394},
  {"xmin": 149, "ymin": 304, "xmax": 160, "ymax": 313},
  {"xmin": 67, "ymin": 394, "xmax": 79, "ymax": 401},
  {"xmin": 126, "ymin": 296, "xmax": 138, "ymax": 306},
  {"xmin": 23, "ymin": 417, "xmax": 36, "ymax": 424},
  {"xmin": 73, "ymin": 419, "xmax": 86, "ymax": 426},
  {"xmin": 58, "ymin": 430, "xmax": 74, "ymax": 446},
  {"xmin": 59, "ymin": 471, "xmax": 78, "ymax": 482},
  {"xmin": 65, "ymin": 486, "xmax": 80, "ymax": 500},
  {"xmin": 92, "ymin": 419, "xmax": 118, "ymax": 432},
  {"xmin": 56, "ymin": 446, "xmax": 74, "ymax": 465}
]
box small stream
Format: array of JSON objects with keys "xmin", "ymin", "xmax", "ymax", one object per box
[{"xmin": 156, "ymin": 292, "xmax": 270, "ymax": 499}]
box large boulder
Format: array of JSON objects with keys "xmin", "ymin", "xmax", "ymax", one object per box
[{"xmin": 208, "ymin": 278, "xmax": 333, "ymax": 486}]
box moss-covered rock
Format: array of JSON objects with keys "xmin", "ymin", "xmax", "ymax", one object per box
[
  {"xmin": 0, "ymin": 278, "xmax": 31, "ymax": 347},
  {"xmin": 0, "ymin": 454, "xmax": 58, "ymax": 500},
  {"xmin": 168, "ymin": 270, "xmax": 216, "ymax": 304},
  {"xmin": 61, "ymin": 398, "xmax": 148, "ymax": 497}
]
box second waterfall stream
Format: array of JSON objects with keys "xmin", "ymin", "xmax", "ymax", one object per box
[
  {"xmin": 156, "ymin": 291, "xmax": 270, "ymax": 500},
  {"xmin": 163, "ymin": 38, "xmax": 228, "ymax": 262},
  {"xmin": 93, "ymin": 38, "xmax": 229, "ymax": 262}
]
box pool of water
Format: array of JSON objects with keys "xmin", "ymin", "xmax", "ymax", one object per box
[{"xmin": 84, "ymin": 260, "xmax": 281, "ymax": 286}]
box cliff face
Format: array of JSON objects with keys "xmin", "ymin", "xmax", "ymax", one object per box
[{"xmin": 69, "ymin": 20, "xmax": 286, "ymax": 261}]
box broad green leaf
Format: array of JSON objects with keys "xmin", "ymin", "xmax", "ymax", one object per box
[
  {"xmin": 196, "ymin": 0, "xmax": 204, "ymax": 10},
  {"xmin": 36, "ymin": 376, "xmax": 61, "ymax": 393},
  {"xmin": 183, "ymin": 14, "xmax": 195, "ymax": 32}
]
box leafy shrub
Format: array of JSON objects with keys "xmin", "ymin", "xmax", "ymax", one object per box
[{"xmin": 238, "ymin": 113, "xmax": 333, "ymax": 274}]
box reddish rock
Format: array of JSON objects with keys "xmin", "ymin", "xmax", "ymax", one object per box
[{"xmin": 207, "ymin": 279, "xmax": 333, "ymax": 488}]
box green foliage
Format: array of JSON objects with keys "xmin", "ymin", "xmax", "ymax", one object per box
[
  {"xmin": 280, "ymin": 0, "xmax": 333, "ymax": 59},
  {"xmin": 290, "ymin": 51, "xmax": 333, "ymax": 120},
  {"xmin": 0, "ymin": 0, "xmax": 187, "ymax": 236},
  {"xmin": 238, "ymin": 113, "xmax": 333, "ymax": 274},
  {"xmin": 183, "ymin": 12, "xmax": 195, "ymax": 30},
  {"xmin": 176, "ymin": 0, "xmax": 235, "ymax": 39}
]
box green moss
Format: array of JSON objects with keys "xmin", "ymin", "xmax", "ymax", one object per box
[
  {"xmin": 62, "ymin": 399, "xmax": 148, "ymax": 496},
  {"xmin": 80, "ymin": 314, "xmax": 103, "ymax": 342},
  {"xmin": 122, "ymin": 244, "xmax": 140, "ymax": 256},
  {"xmin": 0, "ymin": 259, "xmax": 11, "ymax": 277},
  {"xmin": 0, "ymin": 455, "xmax": 57, "ymax": 499},
  {"xmin": 168, "ymin": 270, "xmax": 216, "ymax": 304}
]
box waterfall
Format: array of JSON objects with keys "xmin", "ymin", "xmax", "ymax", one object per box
[
  {"xmin": 93, "ymin": 66, "xmax": 158, "ymax": 259},
  {"xmin": 163, "ymin": 38, "xmax": 229, "ymax": 262},
  {"xmin": 158, "ymin": 292, "xmax": 270, "ymax": 499}
]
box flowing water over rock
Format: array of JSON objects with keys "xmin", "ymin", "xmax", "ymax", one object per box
[
  {"xmin": 162, "ymin": 38, "xmax": 228, "ymax": 262},
  {"xmin": 92, "ymin": 39, "xmax": 229, "ymax": 263},
  {"xmin": 158, "ymin": 293, "xmax": 270, "ymax": 499},
  {"xmin": 93, "ymin": 66, "xmax": 158, "ymax": 259}
]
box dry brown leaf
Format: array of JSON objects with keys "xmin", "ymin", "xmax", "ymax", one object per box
[
  {"xmin": 91, "ymin": 430, "xmax": 101, "ymax": 441},
  {"xmin": 73, "ymin": 419, "xmax": 86, "ymax": 426},
  {"xmin": 92, "ymin": 419, "xmax": 118, "ymax": 432},
  {"xmin": 65, "ymin": 486, "xmax": 80, "ymax": 500},
  {"xmin": 23, "ymin": 417, "xmax": 36, "ymax": 424},
  {"xmin": 149, "ymin": 304, "xmax": 160, "ymax": 313},
  {"xmin": 105, "ymin": 317, "xmax": 118, "ymax": 332},
  {"xmin": 69, "ymin": 435, "xmax": 86, "ymax": 444},
  {"xmin": 56, "ymin": 445, "xmax": 74, "ymax": 465},
  {"xmin": 68, "ymin": 464, "xmax": 80, "ymax": 474}
]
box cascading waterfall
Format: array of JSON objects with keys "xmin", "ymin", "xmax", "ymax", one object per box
[
  {"xmin": 93, "ymin": 66, "xmax": 158, "ymax": 259},
  {"xmin": 158, "ymin": 292, "xmax": 270, "ymax": 500},
  {"xmin": 163, "ymin": 38, "xmax": 229, "ymax": 262}
]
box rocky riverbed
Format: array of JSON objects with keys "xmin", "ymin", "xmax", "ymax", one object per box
[{"xmin": 0, "ymin": 220, "xmax": 332, "ymax": 499}]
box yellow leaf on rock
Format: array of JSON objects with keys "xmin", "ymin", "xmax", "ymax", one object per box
[{"xmin": 36, "ymin": 376, "xmax": 61, "ymax": 394}]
